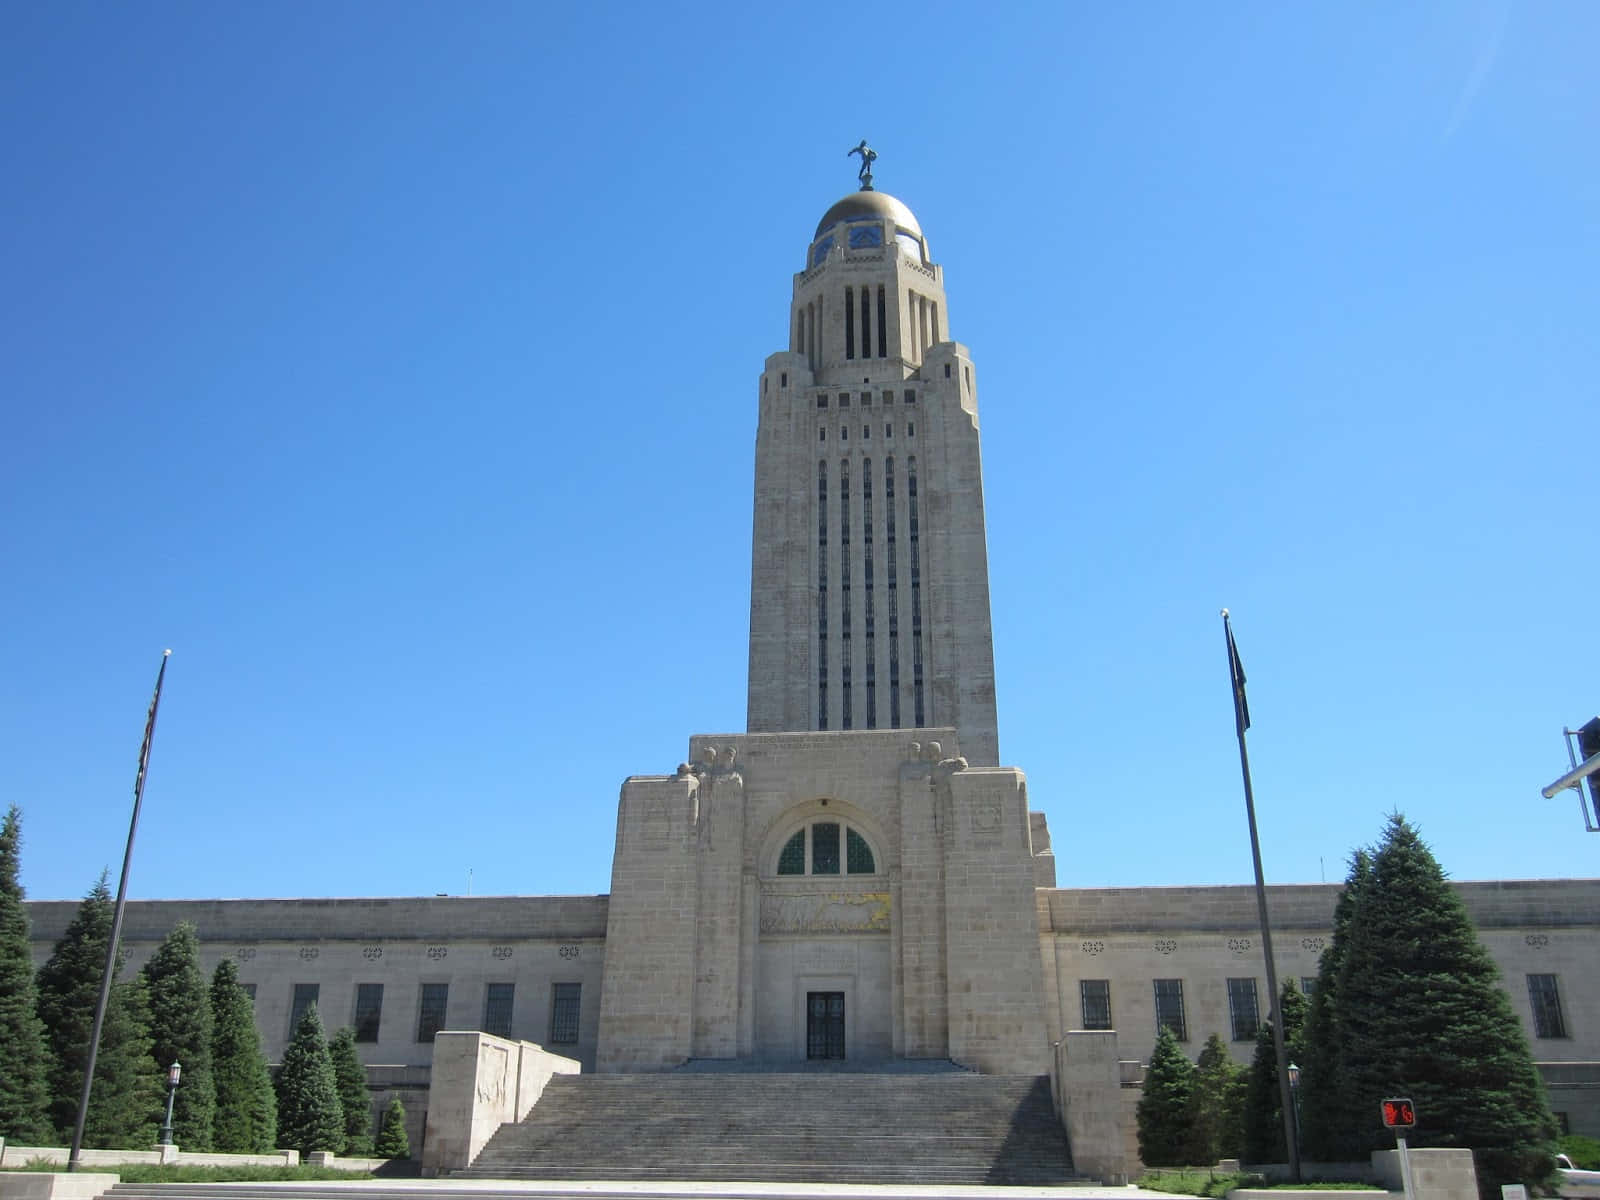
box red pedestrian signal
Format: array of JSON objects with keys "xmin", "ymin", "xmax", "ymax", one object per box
[{"xmin": 1382, "ymin": 1098, "xmax": 1417, "ymax": 1129}]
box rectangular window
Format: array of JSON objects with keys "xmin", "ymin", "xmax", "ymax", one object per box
[
  {"xmin": 1153, "ymin": 979, "xmax": 1187, "ymax": 1041},
  {"xmin": 1227, "ymin": 977, "xmax": 1260, "ymax": 1041},
  {"xmin": 550, "ymin": 982, "xmax": 581, "ymax": 1044},
  {"xmin": 1528, "ymin": 974, "xmax": 1568, "ymax": 1038},
  {"xmin": 242, "ymin": 982, "xmax": 257, "ymax": 1004},
  {"xmin": 817, "ymin": 394, "xmax": 828, "ymax": 408},
  {"xmin": 353, "ymin": 983, "xmax": 383, "ymax": 1043},
  {"xmin": 903, "ymin": 389, "xmax": 915, "ymax": 404},
  {"xmin": 811, "ymin": 821, "xmax": 841, "ymax": 874},
  {"xmin": 483, "ymin": 983, "xmax": 515, "ymax": 1039},
  {"xmin": 1080, "ymin": 979, "xmax": 1112, "ymax": 1030},
  {"xmin": 1300, "ymin": 976, "xmax": 1319, "ymax": 997},
  {"xmin": 416, "ymin": 983, "xmax": 449, "ymax": 1043},
  {"xmin": 289, "ymin": 983, "xmax": 319, "ymax": 1037},
  {"xmin": 863, "ymin": 425, "xmax": 870, "ymax": 439},
  {"xmin": 838, "ymin": 392, "xmax": 850, "ymax": 408}
]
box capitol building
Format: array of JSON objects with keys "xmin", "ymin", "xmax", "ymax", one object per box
[{"xmin": 28, "ymin": 166, "xmax": 1600, "ymax": 1171}]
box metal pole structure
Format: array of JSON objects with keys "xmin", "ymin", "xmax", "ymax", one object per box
[
  {"xmin": 157, "ymin": 1061, "xmax": 181, "ymax": 1146},
  {"xmin": 1221, "ymin": 611, "xmax": 1301, "ymax": 1182},
  {"xmin": 1396, "ymin": 1135, "xmax": 1416, "ymax": 1200},
  {"xmin": 67, "ymin": 650, "xmax": 171, "ymax": 1171}
]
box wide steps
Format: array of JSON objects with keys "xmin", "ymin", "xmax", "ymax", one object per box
[{"xmin": 455, "ymin": 1072, "xmax": 1079, "ymax": 1185}]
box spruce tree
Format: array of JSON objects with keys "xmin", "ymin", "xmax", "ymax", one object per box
[
  {"xmin": 0, "ymin": 807, "xmax": 52, "ymax": 1142},
  {"xmin": 374, "ymin": 1097, "xmax": 409, "ymax": 1159},
  {"xmin": 142, "ymin": 922, "xmax": 215, "ymax": 1149},
  {"xmin": 36, "ymin": 875, "xmax": 161, "ymax": 1145},
  {"xmin": 1300, "ymin": 850, "xmax": 1372, "ymax": 1161},
  {"xmin": 328, "ymin": 1027, "xmax": 373, "ymax": 1154},
  {"xmin": 1189, "ymin": 1032, "xmax": 1245, "ymax": 1164},
  {"xmin": 274, "ymin": 1004, "xmax": 343, "ymax": 1155},
  {"xmin": 1137, "ymin": 1025, "xmax": 1197, "ymax": 1167},
  {"xmin": 1334, "ymin": 815, "xmax": 1557, "ymax": 1198},
  {"xmin": 210, "ymin": 959, "xmax": 277, "ymax": 1153},
  {"xmin": 1242, "ymin": 980, "xmax": 1307, "ymax": 1163},
  {"xmin": 79, "ymin": 975, "xmax": 161, "ymax": 1149}
]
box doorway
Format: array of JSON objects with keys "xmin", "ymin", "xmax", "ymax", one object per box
[{"xmin": 806, "ymin": 991, "xmax": 845, "ymax": 1059}]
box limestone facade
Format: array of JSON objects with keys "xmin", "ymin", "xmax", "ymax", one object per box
[{"xmin": 21, "ymin": 178, "xmax": 1600, "ymax": 1162}]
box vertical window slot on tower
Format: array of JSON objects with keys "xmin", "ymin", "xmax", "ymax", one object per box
[
  {"xmin": 863, "ymin": 458, "xmax": 875, "ymax": 729},
  {"xmin": 860, "ymin": 286, "xmax": 871, "ymax": 359},
  {"xmin": 908, "ymin": 455, "xmax": 924, "ymax": 727},
  {"xmin": 885, "ymin": 457, "xmax": 900, "ymax": 728},
  {"xmin": 840, "ymin": 458, "xmax": 852, "ymax": 730},
  {"xmin": 845, "ymin": 289, "xmax": 855, "ymax": 359},
  {"xmin": 877, "ymin": 286, "xmax": 887, "ymax": 358},
  {"xmin": 817, "ymin": 459, "xmax": 828, "ymax": 730}
]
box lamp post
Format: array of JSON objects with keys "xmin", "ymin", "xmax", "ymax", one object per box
[
  {"xmin": 1287, "ymin": 1061, "xmax": 1303, "ymax": 1161},
  {"xmin": 157, "ymin": 1061, "xmax": 181, "ymax": 1146}
]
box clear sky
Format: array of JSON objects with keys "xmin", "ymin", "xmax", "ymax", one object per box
[{"xmin": 4, "ymin": 2, "xmax": 1596, "ymax": 905}]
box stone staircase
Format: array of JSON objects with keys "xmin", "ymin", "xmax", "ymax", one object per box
[{"xmin": 455, "ymin": 1070, "xmax": 1080, "ymax": 1184}]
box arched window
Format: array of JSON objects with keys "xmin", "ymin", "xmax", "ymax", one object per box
[{"xmin": 775, "ymin": 819, "xmax": 877, "ymax": 876}]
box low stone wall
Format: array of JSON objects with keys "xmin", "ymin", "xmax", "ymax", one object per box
[
  {"xmin": 0, "ymin": 1175, "xmax": 121, "ymax": 1200},
  {"xmin": 420, "ymin": 1030, "xmax": 581, "ymax": 1176},
  {"xmin": 1054, "ymin": 1030, "xmax": 1141, "ymax": 1182},
  {"xmin": 0, "ymin": 1144, "xmax": 298, "ymax": 1170},
  {"xmin": 1372, "ymin": 1147, "xmax": 1479, "ymax": 1200}
]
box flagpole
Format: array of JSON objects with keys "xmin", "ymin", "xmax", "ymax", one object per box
[
  {"xmin": 1221, "ymin": 611, "xmax": 1301, "ymax": 1182},
  {"xmin": 68, "ymin": 650, "xmax": 171, "ymax": 1171}
]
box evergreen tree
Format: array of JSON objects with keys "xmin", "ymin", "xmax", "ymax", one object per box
[
  {"xmin": 1333, "ymin": 815, "xmax": 1557, "ymax": 1198},
  {"xmin": 79, "ymin": 975, "xmax": 161, "ymax": 1149},
  {"xmin": 374, "ymin": 1097, "xmax": 409, "ymax": 1160},
  {"xmin": 1300, "ymin": 850, "xmax": 1372, "ymax": 1161},
  {"xmin": 274, "ymin": 1004, "xmax": 343, "ymax": 1155},
  {"xmin": 1189, "ymin": 1033, "xmax": 1245, "ymax": 1165},
  {"xmin": 142, "ymin": 922, "xmax": 215, "ymax": 1149},
  {"xmin": 1138, "ymin": 1025, "xmax": 1197, "ymax": 1167},
  {"xmin": 1242, "ymin": 979, "xmax": 1307, "ymax": 1163},
  {"xmin": 210, "ymin": 959, "xmax": 277, "ymax": 1153},
  {"xmin": 328, "ymin": 1027, "xmax": 374, "ymax": 1154},
  {"xmin": 35, "ymin": 875, "xmax": 161, "ymax": 1145},
  {"xmin": 0, "ymin": 807, "xmax": 52, "ymax": 1142}
]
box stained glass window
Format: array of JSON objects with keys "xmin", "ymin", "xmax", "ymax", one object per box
[
  {"xmin": 778, "ymin": 830, "xmax": 806, "ymax": 875},
  {"xmin": 846, "ymin": 828, "xmax": 875, "ymax": 874},
  {"xmin": 812, "ymin": 822, "xmax": 841, "ymax": 874}
]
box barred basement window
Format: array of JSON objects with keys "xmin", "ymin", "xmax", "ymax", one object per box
[
  {"xmin": 1080, "ymin": 979, "xmax": 1112, "ymax": 1030},
  {"xmin": 1528, "ymin": 974, "xmax": 1568, "ymax": 1038},
  {"xmin": 416, "ymin": 983, "xmax": 449, "ymax": 1043},
  {"xmin": 1227, "ymin": 977, "xmax": 1260, "ymax": 1041},
  {"xmin": 549, "ymin": 982, "xmax": 581, "ymax": 1044},
  {"xmin": 483, "ymin": 982, "xmax": 515, "ymax": 1039},
  {"xmin": 289, "ymin": 983, "xmax": 319, "ymax": 1038},
  {"xmin": 353, "ymin": 983, "xmax": 383, "ymax": 1043},
  {"xmin": 1153, "ymin": 978, "xmax": 1187, "ymax": 1041}
]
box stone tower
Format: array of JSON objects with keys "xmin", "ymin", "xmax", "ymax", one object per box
[
  {"xmin": 746, "ymin": 186, "xmax": 1000, "ymax": 767},
  {"xmin": 597, "ymin": 170, "xmax": 1049, "ymax": 1076}
]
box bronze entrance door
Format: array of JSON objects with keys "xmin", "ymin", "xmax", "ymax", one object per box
[{"xmin": 806, "ymin": 991, "xmax": 845, "ymax": 1059}]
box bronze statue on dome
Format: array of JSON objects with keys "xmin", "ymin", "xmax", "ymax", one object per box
[{"xmin": 847, "ymin": 140, "xmax": 876, "ymax": 191}]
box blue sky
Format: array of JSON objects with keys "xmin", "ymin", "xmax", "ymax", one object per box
[{"xmin": 4, "ymin": 2, "xmax": 1596, "ymax": 904}]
